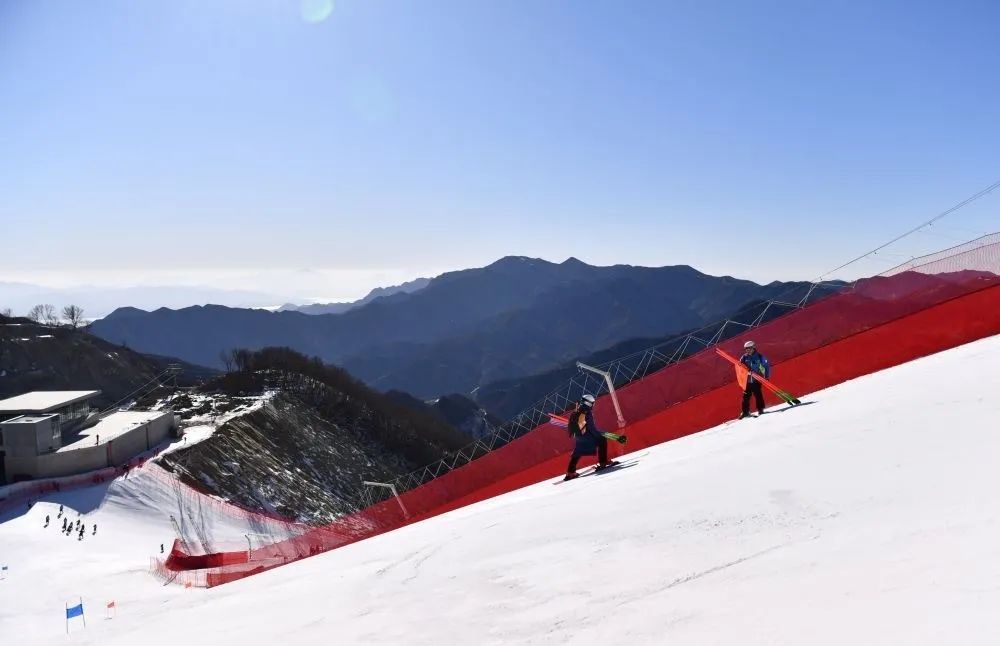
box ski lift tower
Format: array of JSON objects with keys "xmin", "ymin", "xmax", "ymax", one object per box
[{"xmin": 575, "ymin": 361, "xmax": 627, "ymax": 429}]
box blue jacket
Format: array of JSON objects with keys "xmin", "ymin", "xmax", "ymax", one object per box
[{"xmin": 740, "ymin": 351, "xmax": 771, "ymax": 383}]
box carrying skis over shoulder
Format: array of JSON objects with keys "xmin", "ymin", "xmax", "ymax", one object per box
[
  {"xmin": 715, "ymin": 342, "xmax": 803, "ymax": 419},
  {"xmin": 549, "ymin": 412, "xmax": 628, "ymax": 445}
]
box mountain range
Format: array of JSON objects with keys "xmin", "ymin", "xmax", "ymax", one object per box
[
  {"xmin": 88, "ymin": 257, "xmax": 828, "ymax": 407},
  {"xmin": 0, "ymin": 281, "xmax": 284, "ymax": 320},
  {"xmin": 0, "ymin": 314, "xmax": 216, "ymax": 406}
]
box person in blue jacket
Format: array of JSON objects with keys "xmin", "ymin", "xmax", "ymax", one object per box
[
  {"xmin": 740, "ymin": 340, "xmax": 771, "ymax": 418},
  {"xmin": 564, "ymin": 394, "xmax": 616, "ymax": 480}
]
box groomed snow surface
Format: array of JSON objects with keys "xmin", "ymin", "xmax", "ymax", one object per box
[{"xmin": 2, "ymin": 335, "xmax": 1000, "ymax": 644}]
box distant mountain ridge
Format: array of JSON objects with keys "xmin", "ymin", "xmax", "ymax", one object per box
[
  {"xmin": 89, "ymin": 257, "xmax": 827, "ymax": 405},
  {"xmin": 278, "ymin": 277, "xmax": 431, "ymax": 315},
  {"xmin": 0, "ymin": 281, "xmax": 283, "ymax": 319},
  {"xmin": 0, "ymin": 314, "xmax": 216, "ymax": 406}
]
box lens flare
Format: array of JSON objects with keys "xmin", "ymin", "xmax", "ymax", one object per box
[{"xmin": 300, "ymin": 0, "xmax": 333, "ymax": 24}]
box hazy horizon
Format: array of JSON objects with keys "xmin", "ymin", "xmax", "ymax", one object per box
[
  {"xmin": 0, "ymin": 253, "xmax": 826, "ymax": 319},
  {"xmin": 3, "ymin": 1, "xmax": 999, "ymax": 306}
]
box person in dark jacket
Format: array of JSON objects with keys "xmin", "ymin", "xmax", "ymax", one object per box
[
  {"xmin": 564, "ymin": 394, "xmax": 616, "ymax": 480},
  {"xmin": 740, "ymin": 340, "xmax": 771, "ymax": 418}
]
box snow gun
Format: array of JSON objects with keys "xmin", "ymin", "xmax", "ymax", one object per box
[
  {"xmin": 548, "ymin": 414, "xmax": 628, "ymax": 444},
  {"xmin": 714, "ymin": 347, "xmax": 802, "ymax": 406}
]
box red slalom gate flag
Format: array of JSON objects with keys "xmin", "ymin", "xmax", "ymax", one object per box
[
  {"xmin": 548, "ymin": 414, "xmax": 569, "ymax": 429},
  {"xmin": 184, "ymin": 581, "xmax": 192, "ymax": 589},
  {"xmin": 732, "ymin": 360, "xmax": 749, "ymax": 390},
  {"xmin": 107, "ymin": 601, "xmax": 115, "ymax": 609}
]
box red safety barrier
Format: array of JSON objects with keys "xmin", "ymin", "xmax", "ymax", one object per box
[
  {"xmin": 156, "ymin": 235, "xmax": 1000, "ymax": 585},
  {"xmin": 0, "ymin": 445, "xmax": 174, "ymax": 514},
  {"xmin": 0, "ymin": 467, "xmax": 122, "ymax": 514},
  {"xmin": 165, "ymin": 277, "xmax": 1000, "ymax": 585}
]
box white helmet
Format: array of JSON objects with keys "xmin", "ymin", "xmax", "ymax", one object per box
[
  {"xmin": 744, "ymin": 340, "xmax": 756, "ymax": 349},
  {"xmin": 581, "ymin": 394, "xmax": 596, "ymax": 407}
]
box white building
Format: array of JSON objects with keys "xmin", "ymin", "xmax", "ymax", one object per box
[
  {"xmin": 0, "ymin": 391, "xmax": 177, "ymax": 483},
  {"xmin": 0, "ymin": 390, "xmax": 100, "ymax": 427}
]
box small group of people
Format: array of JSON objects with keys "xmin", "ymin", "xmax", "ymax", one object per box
[
  {"xmin": 52, "ymin": 513, "xmax": 95, "ymax": 540},
  {"xmin": 562, "ymin": 340, "xmax": 772, "ymax": 479}
]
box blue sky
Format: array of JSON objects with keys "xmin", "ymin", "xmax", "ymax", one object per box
[{"xmin": 1, "ymin": 0, "xmax": 998, "ymax": 302}]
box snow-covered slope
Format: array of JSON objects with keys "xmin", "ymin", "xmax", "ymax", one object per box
[
  {"xmin": 3, "ymin": 335, "xmax": 1000, "ymax": 644},
  {"xmin": 0, "ymin": 461, "xmax": 302, "ymax": 643}
]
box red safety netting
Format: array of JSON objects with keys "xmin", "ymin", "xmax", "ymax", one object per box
[
  {"xmin": 0, "ymin": 452, "xmax": 157, "ymax": 515},
  {"xmin": 154, "ymin": 235, "xmax": 1000, "ymax": 587}
]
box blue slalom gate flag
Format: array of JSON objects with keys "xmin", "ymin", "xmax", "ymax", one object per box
[{"xmin": 66, "ymin": 598, "xmax": 87, "ymax": 633}]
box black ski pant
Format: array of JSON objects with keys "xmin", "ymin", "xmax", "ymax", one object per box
[
  {"xmin": 742, "ymin": 381, "xmax": 765, "ymax": 416},
  {"xmin": 567, "ymin": 435, "xmax": 609, "ymax": 473}
]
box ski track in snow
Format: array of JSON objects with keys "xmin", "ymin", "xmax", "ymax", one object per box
[{"xmin": 1, "ymin": 335, "xmax": 1000, "ymax": 644}]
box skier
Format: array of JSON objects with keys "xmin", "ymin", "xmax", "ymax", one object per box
[
  {"xmin": 44, "ymin": 514, "xmax": 50, "ymax": 528},
  {"xmin": 739, "ymin": 340, "xmax": 771, "ymax": 419},
  {"xmin": 58, "ymin": 504, "xmax": 63, "ymax": 518},
  {"xmin": 92, "ymin": 524, "xmax": 97, "ymax": 536},
  {"xmin": 62, "ymin": 518, "xmax": 68, "ymax": 531},
  {"xmin": 564, "ymin": 394, "xmax": 616, "ymax": 480}
]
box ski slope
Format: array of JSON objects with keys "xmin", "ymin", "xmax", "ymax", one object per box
[{"xmin": 2, "ymin": 335, "xmax": 1000, "ymax": 644}]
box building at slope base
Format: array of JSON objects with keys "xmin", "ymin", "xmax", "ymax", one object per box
[{"xmin": 0, "ymin": 391, "xmax": 178, "ymax": 484}]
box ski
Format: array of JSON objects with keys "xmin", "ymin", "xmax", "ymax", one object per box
[
  {"xmin": 554, "ymin": 451, "xmax": 651, "ymax": 485},
  {"xmin": 601, "ymin": 431, "xmax": 628, "ymax": 445},
  {"xmin": 549, "ymin": 414, "xmax": 628, "ymax": 444}
]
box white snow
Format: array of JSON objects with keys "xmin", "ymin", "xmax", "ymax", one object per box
[
  {"xmin": 2, "ymin": 335, "xmax": 1000, "ymax": 644},
  {"xmin": 145, "ymin": 391, "xmax": 276, "ymax": 459},
  {"xmin": 0, "ymin": 391, "xmax": 99, "ymax": 413},
  {"xmin": 0, "ymin": 460, "xmax": 303, "ymax": 643}
]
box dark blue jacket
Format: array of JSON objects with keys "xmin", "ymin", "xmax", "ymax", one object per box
[
  {"xmin": 571, "ymin": 408, "xmax": 602, "ymax": 456},
  {"xmin": 740, "ymin": 351, "xmax": 771, "ymax": 383}
]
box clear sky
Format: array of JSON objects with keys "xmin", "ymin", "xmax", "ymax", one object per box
[{"xmin": 2, "ymin": 0, "xmax": 998, "ymax": 303}]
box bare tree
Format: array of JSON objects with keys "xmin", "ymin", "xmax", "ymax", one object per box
[
  {"xmin": 233, "ymin": 348, "xmax": 253, "ymax": 373},
  {"xmin": 220, "ymin": 349, "xmax": 234, "ymax": 373},
  {"xmin": 62, "ymin": 305, "xmax": 85, "ymax": 329},
  {"xmin": 41, "ymin": 304, "xmax": 59, "ymax": 326},
  {"xmin": 0, "ymin": 307, "xmax": 11, "ymax": 318},
  {"xmin": 27, "ymin": 304, "xmax": 46, "ymax": 322}
]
